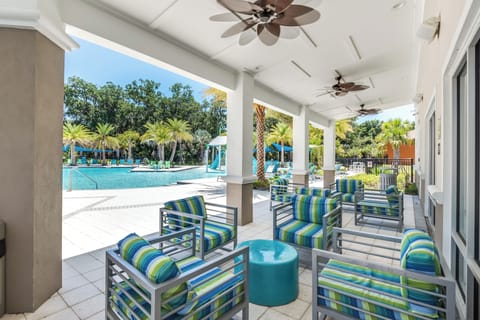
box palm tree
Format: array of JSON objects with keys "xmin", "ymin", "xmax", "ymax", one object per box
[
  {"xmin": 62, "ymin": 122, "xmax": 92, "ymax": 165},
  {"xmin": 92, "ymin": 123, "xmax": 120, "ymax": 165},
  {"xmin": 118, "ymin": 130, "xmax": 140, "ymax": 161},
  {"xmin": 268, "ymin": 122, "xmax": 292, "ymax": 165},
  {"xmin": 167, "ymin": 118, "xmax": 193, "ymax": 163},
  {"xmin": 141, "ymin": 122, "xmax": 172, "ymax": 161},
  {"xmin": 194, "ymin": 129, "xmax": 212, "ymax": 164},
  {"xmin": 336, "ymin": 119, "xmax": 353, "ymax": 140},
  {"xmin": 254, "ymin": 103, "xmax": 267, "ymax": 182},
  {"xmin": 203, "ymin": 87, "xmax": 226, "ymax": 103},
  {"xmin": 376, "ymin": 118, "xmax": 413, "ymax": 160}
]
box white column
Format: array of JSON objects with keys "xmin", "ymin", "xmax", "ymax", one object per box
[
  {"xmin": 225, "ymin": 72, "xmax": 255, "ymax": 225},
  {"xmin": 323, "ymin": 121, "xmax": 336, "ymax": 188},
  {"xmin": 292, "ymin": 105, "xmax": 309, "ymax": 184}
]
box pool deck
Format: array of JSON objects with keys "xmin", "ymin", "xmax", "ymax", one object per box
[{"xmin": 2, "ymin": 179, "xmax": 417, "ymax": 320}]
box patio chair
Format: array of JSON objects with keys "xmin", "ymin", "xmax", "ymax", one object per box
[
  {"xmin": 273, "ymin": 194, "xmax": 342, "ymax": 265},
  {"xmin": 160, "ymin": 195, "xmax": 237, "ymax": 259},
  {"xmin": 119, "ymin": 159, "xmax": 125, "ymax": 165},
  {"xmin": 330, "ymin": 178, "xmax": 364, "ymax": 206},
  {"xmin": 312, "ymin": 228, "xmax": 456, "ymax": 320},
  {"xmin": 354, "ymin": 185, "xmax": 404, "ymax": 230},
  {"xmin": 134, "ymin": 158, "xmax": 141, "ymax": 166},
  {"xmin": 165, "ymin": 160, "xmax": 171, "ymax": 169},
  {"xmin": 106, "ymin": 229, "xmax": 249, "ymax": 320}
]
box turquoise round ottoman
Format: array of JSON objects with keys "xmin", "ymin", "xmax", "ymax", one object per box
[{"xmin": 237, "ymin": 239, "xmax": 298, "ymax": 306}]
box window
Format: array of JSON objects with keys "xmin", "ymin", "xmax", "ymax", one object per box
[
  {"xmin": 428, "ymin": 111, "xmax": 436, "ymax": 226},
  {"xmin": 456, "ymin": 247, "xmax": 467, "ymax": 298},
  {"xmin": 476, "ymin": 40, "xmax": 480, "ymax": 263},
  {"xmin": 456, "ymin": 64, "xmax": 467, "ymax": 242}
]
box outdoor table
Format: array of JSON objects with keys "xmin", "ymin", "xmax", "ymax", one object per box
[{"xmin": 236, "ymin": 239, "xmax": 298, "ymax": 306}]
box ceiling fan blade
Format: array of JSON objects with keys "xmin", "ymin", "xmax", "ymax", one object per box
[
  {"xmin": 221, "ymin": 18, "xmax": 256, "ymax": 37},
  {"xmin": 239, "ymin": 29, "xmax": 257, "ymax": 45},
  {"xmin": 257, "ymin": 24, "xmax": 279, "ymax": 46},
  {"xmin": 277, "ymin": 25, "xmax": 300, "ymax": 39},
  {"xmin": 210, "ymin": 12, "xmax": 244, "ymax": 22},
  {"xmin": 273, "ymin": 0, "xmax": 294, "ymax": 13},
  {"xmin": 335, "ymin": 91, "xmax": 348, "ymax": 97},
  {"xmin": 217, "ymin": 0, "xmax": 261, "ymax": 14},
  {"xmin": 274, "ymin": 15, "xmax": 301, "ymax": 26},
  {"xmin": 338, "ymin": 82, "xmax": 356, "ymax": 89},
  {"xmin": 281, "ymin": 5, "xmax": 320, "ymax": 25},
  {"xmin": 348, "ymin": 84, "xmax": 370, "ymax": 91},
  {"xmin": 266, "ymin": 22, "xmax": 280, "ymax": 37}
]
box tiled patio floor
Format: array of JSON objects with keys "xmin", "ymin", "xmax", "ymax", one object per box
[{"xmin": 1, "ymin": 179, "xmax": 417, "ymax": 320}]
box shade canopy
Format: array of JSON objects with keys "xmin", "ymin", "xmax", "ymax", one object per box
[
  {"xmin": 208, "ymin": 135, "xmax": 227, "ymax": 147},
  {"xmin": 63, "ymin": 145, "xmax": 113, "ymax": 153},
  {"xmin": 272, "ymin": 143, "xmax": 293, "ymax": 152}
]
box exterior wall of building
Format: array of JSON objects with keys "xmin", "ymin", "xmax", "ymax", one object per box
[{"xmin": 415, "ymin": 1, "xmax": 480, "ymax": 318}]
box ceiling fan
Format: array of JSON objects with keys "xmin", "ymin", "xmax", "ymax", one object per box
[
  {"xmin": 211, "ymin": 0, "xmax": 321, "ymax": 46},
  {"xmin": 347, "ymin": 104, "xmax": 380, "ymax": 116},
  {"xmin": 317, "ymin": 74, "xmax": 370, "ymax": 98}
]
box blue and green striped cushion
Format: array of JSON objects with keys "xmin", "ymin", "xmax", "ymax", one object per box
[
  {"xmin": 165, "ymin": 195, "xmax": 207, "ymax": 228},
  {"xmin": 131, "ymin": 246, "xmax": 180, "ymax": 284},
  {"xmin": 400, "ymin": 229, "xmax": 431, "ymax": 260},
  {"xmin": 292, "ymin": 195, "xmax": 337, "ymax": 224},
  {"xmin": 295, "ymin": 187, "xmax": 331, "ymax": 197},
  {"xmin": 341, "ymin": 193, "xmax": 355, "ymax": 203},
  {"xmin": 356, "ymin": 200, "xmax": 400, "ymax": 216},
  {"xmin": 276, "ymin": 219, "xmax": 325, "ymax": 248},
  {"xmin": 272, "ymin": 177, "xmax": 289, "ymax": 185},
  {"xmin": 117, "ymin": 233, "xmax": 150, "ymax": 263},
  {"xmin": 336, "ymin": 179, "xmax": 363, "ymax": 194},
  {"xmin": 385, "ymin": 185, "xmax": 400, "ymax": 206},
  {"xmin": 271, "ymin": 192, "xmax": 294, "ymax": 203}
]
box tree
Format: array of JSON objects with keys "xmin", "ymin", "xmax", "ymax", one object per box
[
  {"xmin": 268, "ymin": 122, "xmax": 292, "ymax": 164},
  {"xmin": 118, "ymin": 130, "xmax": 140, "ymax": 161},
  {"xmin": 254, "ymin": 103, "xmax": 267, "ymax": 182},
  {"xmin": 194, "ymin": 129, "xmax": 212, "ymax": 164},
  {"xmin": 141, "ymin": 122, "xmax": 172, "ymax": 161},
  {"xmin": 336, "ymin": 119, "xmax": 353, "ymax": 140},
  {"xmin": 376, "ymin": 118, "xmax": 414, "ymax": 160},
  {"xmin": 92, "ymin": 123, "xmax": 120, "ymax": 165},
  {"xmin": 63, "ymin": 122, "xmax": 92, "ymax": 165},
  {"xmin": 167, "ymin": 118, "xmax": 193, "ymax": 163},
  {"xmin": 64, "ymin": 77, "xmax": 99, "ymax": 129}
]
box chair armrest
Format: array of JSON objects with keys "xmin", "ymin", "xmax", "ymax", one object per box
[
  {"xmin": 272, "ymin": 202, "xmax": 293, "ymax": 239},
  {"xmin": 331, "ymin": 227, "xmax": 401, "ymax": 257},
  {"xmin": 321, "ymin": 205, "xmax": 342, "ymax": 249},
  {"xmin": 204, "ymin": 201, "xmax": 238, "ymax": 226},
  {"xmin": 329, "ymin": 182, "xmax": 336, "ymax": 192}
]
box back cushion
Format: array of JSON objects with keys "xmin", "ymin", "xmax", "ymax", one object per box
[
  {"xmin": 385, "ymin": 185, "xmax": 400, "ymax": 206},
  {"xmin": 336, "ymin": 179, "xmax": 363, "ymax": 193},
  {"xmin": 400, "ymin": 229, "xmax": 432, "ymax": 260},
  {"xmin": 292, "ymin": 195, "xmax": 337, "ymax": 224},
  {"xmin": 273, "ymin": 178, "xmax": 289, "ymax": 186},
  {"xmin": 164, "ymin": 195, "xmax": 207, "ymax": 228},
  {"xmin": 117, "ymin": 233, "xmax": 150, "ymax": 263},
  {"xmin": 295, "ymin": 187, "xmax": 331, "ymax": 197}
]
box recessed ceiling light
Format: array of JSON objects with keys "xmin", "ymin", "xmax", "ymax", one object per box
[{"xmin": 392, "ymin": 1, "xmax": 406, "ymax": 9}]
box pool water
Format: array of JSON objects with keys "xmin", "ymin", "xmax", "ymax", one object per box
[{"xmin": 63, "ymin": 166, "xmax": 223, "ymax": 190}]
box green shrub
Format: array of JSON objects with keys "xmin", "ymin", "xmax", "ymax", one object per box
[
  {"xmin": 348, "ymin": 173, "xmax": 407, "ymax": 191},
  {"xmin": 404, "ymin": 183, "xmax": 418, "ymax": 195},
  {"xmin": 253, "ymin": 179, "xmax": 270, "ymax": 190}
]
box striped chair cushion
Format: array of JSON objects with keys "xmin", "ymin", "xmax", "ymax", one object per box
[
  {"xmin": 163, "ymin": 221, "xmax": 236, "ymax": 253},
  {"xmin": 201, "ymin": 221, "xmax": 236, "ymax": 252},
  {"xmin": 117, "ymin": 233, "xmax": 150, "ymax": 263},
  {"xmin": 271, "ymin": 192, "xmax": 294, "ymax": 203},
  {"xmin": 336, "ymin": 179, "xmax": 363, "ymax": 194},
  {"xmin": 400, "ymin": 239, "xmax": 442, "ymax": 318},
  {"xmin": 110, "ymin": 281, "xmax": 152, "ymax": 320},
  {"xmin": 295, "ymin": 187, "xmax": 331, "ymax": 197},
  {"xmin": 272, "ymin": 177, "xmax": 289, "ymax": 186},
  {"xmin": 292, "ymin": 195, "xmax": 337, "ymax": 224},
  {"xmin": 385, "ymin": 185, "xmax": 400, "ymax": 206},
  {"xmin": 276, "ymin": 219, "xmax": 325, "ymax": 248},
  {"xmin": 318, "ymin": 261, "xmax": 410, "ymax": 319},
  {"xmin": 164, "ymin": 195, "xmax": 207, "ymax": 228},
  {"xmin": 341, "ymin": 193, "xmax": 355, "ymax": 203},
  {"xmin": 400, "ymin": 229, "xmax": 431, "ymax": 259},
  {"xmin": 356, "ymin": 200, "xmax": 400, "ymax": 217}
]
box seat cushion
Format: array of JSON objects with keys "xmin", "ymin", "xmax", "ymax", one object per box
[
  {"xmin": 356, "ymin": 200, "xmax": 400, "ymax": 216},
  {"xmin": 292, "ymin": 195, "xmax": 337, "ymax": 224},
  {"xmin": 201, "ymin": 221, "xmax": 236, "ymax": 252},
  {"xmin": 276, "ymin": 219, "xmax": 325, "ymax": 248},
  {"xmin": 385, "ymin": 185, "xmax": 400, "ymax": 206},
  {"xmin": 271, "ymin": 192, "xmax": 294, "ymax": 203},
  {"xmin": 164, "ymin": 195, "xmax": 207, "ymax": 228}
]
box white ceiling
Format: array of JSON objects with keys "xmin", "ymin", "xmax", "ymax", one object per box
[{"xmin": 93, "ymin": 0, "xmax": 420, "ymax": 120}]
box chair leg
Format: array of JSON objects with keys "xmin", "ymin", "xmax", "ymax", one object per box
[{"xmin": 242, "ymin": 305, "xmax": 249, "ymax": 320}]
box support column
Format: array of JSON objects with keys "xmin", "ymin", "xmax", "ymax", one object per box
[
  {"xmin": 0, "ymin": 29, "xmax": 64, "ymax": 312},
  {"xmin": 292, "ymin": 106, "xmax": 309, "ymax": 185},
  {"xmin": 323, "ymin": 121, "xmax": 336, "ymax": 188},
  {"xmin": 225, "ymin": 72, "xmax": 256, "ymax": 225}
]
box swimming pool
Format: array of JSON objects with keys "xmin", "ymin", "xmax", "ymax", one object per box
[{"xmin": 62, "ymin": 166, "xmax": 223, "ymax": 190}]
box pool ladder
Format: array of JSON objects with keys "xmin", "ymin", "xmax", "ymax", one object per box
[{"xmin": 67, "ymin": 168, "xmax": 98, "ymax": 191}]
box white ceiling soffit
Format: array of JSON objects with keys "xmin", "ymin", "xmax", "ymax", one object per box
[{"xmin": 71, "ymin": 0, "xmax": 418, "ymax": 121}]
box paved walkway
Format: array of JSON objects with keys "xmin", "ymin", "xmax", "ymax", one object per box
[{"xmin": 1, "ymin": 179, "xmax": 417, "ymax": 320}]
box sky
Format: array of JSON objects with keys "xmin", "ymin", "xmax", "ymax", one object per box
[{"xmin": 65, "ymin": 37, "xmax": 415, "ymax": 123}]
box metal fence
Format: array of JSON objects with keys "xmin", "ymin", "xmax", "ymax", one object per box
[{"xmin": 335, "ymin": 158, "xmax": 415, "ymax": 183}]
